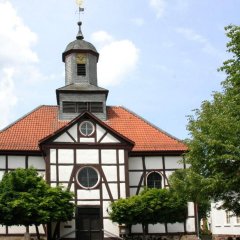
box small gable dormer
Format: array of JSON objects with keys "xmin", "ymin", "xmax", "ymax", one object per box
[
  {"xmin": 39, "ymin": 111, "xmax": 134, "ymax": 149},
  {"xmin": 57, "ymin": 21, "xmax": 109, "ymax": 121}
]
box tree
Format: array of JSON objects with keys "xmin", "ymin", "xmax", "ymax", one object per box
[
  {"xmin": 0, "ymin": 168, "xmax": 74, "ymax": 240},
  {"xmin": 109, "ymin": 188, "xmax": 187, "ymax": 238},
  {"xmin": 169, "ymin": 169, "xmax": 212, "ymax": 219},
  {"xmin": 169, "ymin": 169, "xmax": 212, "ymax": 237},
  {"xmin": 186, "ymin": 25, "xmax": 240, "ymax": 214}
]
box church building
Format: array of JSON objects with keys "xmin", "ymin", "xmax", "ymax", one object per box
[{"xmin": 0, "ymin": 15, "xmax": 197, "ymax": 240}]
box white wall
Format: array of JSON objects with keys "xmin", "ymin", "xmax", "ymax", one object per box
[{"xmin": 211, "ymin": 202, "xmax": 240, "ymax": 235}]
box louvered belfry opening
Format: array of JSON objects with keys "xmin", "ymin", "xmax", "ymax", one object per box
[
  {"xmin": 63, "ymin": 102, "xmax": 103, "ymax": 113},
  {"xmin": 77, "ymin": 64, "xmax": 86, "ymax": 76}
]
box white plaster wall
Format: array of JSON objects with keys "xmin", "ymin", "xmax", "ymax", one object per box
[
  {"xmin": 119, "ymin": 166, "xmax": 125, "ymax": 181},
  {"xmin": 167, "ymin": 223, "xmax": 184, "ymax": 232},
  {"xmin": 77, "ymin": 149, "xmax": 99, "ymax": 164},
  {"xmin": 211, "ymin": 203, "xmax": 240, "ymax": 235},
  {"xmin": 60, "ymin": 220, "xmax": 76, "ymax": 239},
  {"xmin": 77, "ymin": 201, "xmax": 100, "ymax": 205},
  {"xmin": 119, "ymin": 150, "xmax": 124, "ymax": 164},
  {"xmin": 109, "ymin": 183, "xmax": 118, "ymax": 199},
  {"xmin": 145, "ymin": 156, "xmax": 163, "ymax": 169},
  {"xmin": 129, "ymin": 172, "xmax": 142, "ymax": 186},
  {"xmin": 0, "ymin": 225, "xmax": 6, "ymax": 234},
  {"xmin": 165, "ymin": 156, "xmax": 183, "ymax": 169},
  {"xmin": 58, "ymin": 166, "xmax": 73, "ymax": 181},
  {"xmin": 102, "ymin": 166, "xmax": 117, "ymax": 181},
  {"xmin": 102, "ymin": 184, "xmax": 110, "ymax": 200},
  {"xmin": 186, "ymin": 218, "xmax": 195, "ymax": 232},
  {"xmin": 96, "ymin": 124, "xmax": 106, "ymax": 142},
  {"xmin": 29, "ymin": 225, "xmax": 45, "ymax": 234},
  {"xmin": 103, "ymin": 219, "xmax": 119, "ymax": 237},
  {"xmin": 68, "ymin": 124, "xmax": 78, "ymax": 141},
  {"xmin": 165, "ymin": 170, "xmax": 175, "ymax": 180},
  {"xmin": 50, "ymin": 149, "xmax": 56, "ymax": 163},
  {"xmin": 50, "ymin": 165, "xmax": 57, "ymax": 181},
  {"xmin": 101, "ymin": 133, "xmax": 120, "ymax": 143},
  {"xmin": 0, "ymin": 156, "xmax": 6, "ymax": 168},
  {"xmin": 80, "ymin": 138, "xmax": 95, "ymax": 143},
  {"xmin": 8, "ymin": 226, "xmax": 26, "ymax": 234},
  {"xmin": 148, "ymin": 223, "xmax": 165, "ymax": 233},
  {"xmin": 8, "ymin": 156, "xmax": 25, "ymax": 168},
  {"xmin": 188, "ymin": 202, "xmax": 195, "ymax": 217},
  {"xmin": 103, "ymin": 201, "xmax": 111, "ymax": 217},
  {"xmin": 77, "ymin": 189, "xmax": 100, "ymax": 199},
  {"xmin": 132, "ymin": 224, "xmax": 142, "ymax": 233},
  {"xmin": 0, "ymin": 171, "xmax": 5, "ymax": 181},
  {"xmin": 128, "ymin": 157, "xmax": 143, "ymax": 170},
  {"xmin": 54, "ymin": 133, "xmax": 74, "ymax": 142},
  {"xmin": 58, "ymin": 149, "xmax": 74, "ymax": 164},
  {"xmin": 101, "ymin": 150, "xmax": 116, "ymax": 164},
  {"xmin": 120, "ymin": 183, "xmax": 126, "ymax": 198},
  {"xmin": 130, "ymin": 187, "xmax": 137, "ymax": 196},
  {"xmin": 28, "ymin": 156, "xmax": 45, "ymax": 170}
]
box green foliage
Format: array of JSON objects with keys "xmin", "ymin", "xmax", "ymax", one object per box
[
  {"xmin": 109, "ymin": 188, "xmax": 187, "ymax": 227},
  {"xmin": 169, "ymin": 169, "xmax": 211, "ymax": 219},
  {"xmin": 186, "ymin": 25, "xmax": 240, "ymax": 214},
  {"xmin": 0, "ymin": 168, "xmax": 74, "ymax": 226}
]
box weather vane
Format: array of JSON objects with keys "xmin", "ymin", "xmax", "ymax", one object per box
[{"xmin": 75, "ymin": 0, "xmax": 84, "ymax": 21}]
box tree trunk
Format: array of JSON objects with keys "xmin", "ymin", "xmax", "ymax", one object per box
[
  {"xmin": 52, "ymin": 222, "xmax": 60, "ymax": 240},
  {"xmin": 141, "ymin": 224, "xmax": 147, "ymax": 240},
  {"xmin": 24, "ymin": 232, "xmax": 31, "ymax": 240},
  {"xmin": 35, "ymin": 224, "xmax": 40, "ymax": 240},
  {"xmin": 195, "ymin": 203, "xmax": 200, "ymax": 240}
]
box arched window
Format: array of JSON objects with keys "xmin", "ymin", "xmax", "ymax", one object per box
[{"xmin": 147, "ymin": 172, "xmax": 162, "ymax": 189}]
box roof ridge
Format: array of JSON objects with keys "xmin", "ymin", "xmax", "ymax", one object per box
[
  {"xmin": 119, "ymin": 106, "xmax": 185, "ymax": 144},
  {"xmin": 0, "ymin": 105, "xmax": 57, "ymax": 133}
]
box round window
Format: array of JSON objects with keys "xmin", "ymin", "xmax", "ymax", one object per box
[
  {"xmin": 77, "ymin": 167, "xmax": 99, "ymax": 189},
  {"xmin": 80, "ymin": 121, "xmax": 95, "ymax": 136}
]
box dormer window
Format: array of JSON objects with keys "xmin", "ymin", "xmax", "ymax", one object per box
[{"xmin": 77, "ymin": 64, "xmax": 86, "ymax": 76}]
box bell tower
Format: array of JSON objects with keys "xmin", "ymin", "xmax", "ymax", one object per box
[{"xmin": 56, "ymin": 4, "xmax": 108, "ymax": 121}]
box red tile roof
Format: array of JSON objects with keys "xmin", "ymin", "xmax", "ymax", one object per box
[{"xmin": 0, "ymin": 105, "xmax": 187, "ymax": 152}]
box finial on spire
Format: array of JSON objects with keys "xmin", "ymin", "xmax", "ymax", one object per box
[
  {"xmin": 76, "ymin": 21, "xmax": 84, "ymax": 40},
  {"xmin": 75, "ymin": 0, "xmax": 84, "ymax": 40}
]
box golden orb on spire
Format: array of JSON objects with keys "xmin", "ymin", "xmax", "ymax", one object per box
[{"xmin": 76, "ymin": 0, "xmax": 84, "ymax": 7}]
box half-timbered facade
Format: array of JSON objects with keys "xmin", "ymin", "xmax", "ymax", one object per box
[{"xmin": 0, "ymin": 18, "xmax": 197, "ymax": 240}]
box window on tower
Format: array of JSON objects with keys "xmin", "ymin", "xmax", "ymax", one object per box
[
  {"xmin": 63, "ymin": 102, "xmax": 103, "ymax": 113},
  {"xmin": 77, "ymin": 64, "xmax": 86, "ymax": 76}
]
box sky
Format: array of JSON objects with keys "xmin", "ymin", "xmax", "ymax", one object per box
[{"xmin": 0, "ymin": 0, "xmax": 239, "ymax": 140}]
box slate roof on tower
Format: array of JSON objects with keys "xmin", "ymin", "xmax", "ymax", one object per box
[{"xmin": 0, "ymin": 105, "xmax": 187, "ymax": 153}]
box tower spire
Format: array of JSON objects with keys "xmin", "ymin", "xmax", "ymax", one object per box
[{"xmin": 75, "ymin": 0, "xmax": 84, "ymax": 40}]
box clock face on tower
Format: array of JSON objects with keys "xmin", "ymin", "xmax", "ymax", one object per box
[{"xmin": 76, "ymin": 53, "xmax": 87, "ymax": 64}]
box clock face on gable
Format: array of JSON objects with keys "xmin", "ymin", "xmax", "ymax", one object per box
[{"xmin": 76, "ymin": 53, "xmax": 87, "ymax": 64}]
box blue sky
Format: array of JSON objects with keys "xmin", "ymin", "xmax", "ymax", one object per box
[{"xmin": 0, "ymin": 0, "xmax": 239, "ymax": 140}]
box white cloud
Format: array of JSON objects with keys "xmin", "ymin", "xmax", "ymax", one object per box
[
  {"xmin": 0, "ymin": 1, "xmax": 40, "ymax": 128},
  {"xmin": 0, "ymin": 1, "xmax": 38, "ymax": 65},
  {"xmin": 91, "ymin": 31, "xmax": 113, "ymax": 44},
  {"xmin": 149, "ymin": 0, "xmax": 166, "ymax": 18},
  {"xmin": 0, "ymin": 68, "xmax": 18, "ymax": 128},
  {"xmin": 91, "ymin": 31, "xmax": 139, "ymax": 86},
  {"xmin": 176, "ymin": 27, "xmax": 222, "ymax": 57},
  {"xmin": 131, "ymin": 18, "xmax": 145, "ymax": 27},
  {"xmin": 176, "ymin": 27, "xmax": 207, "ymax": 44}
]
